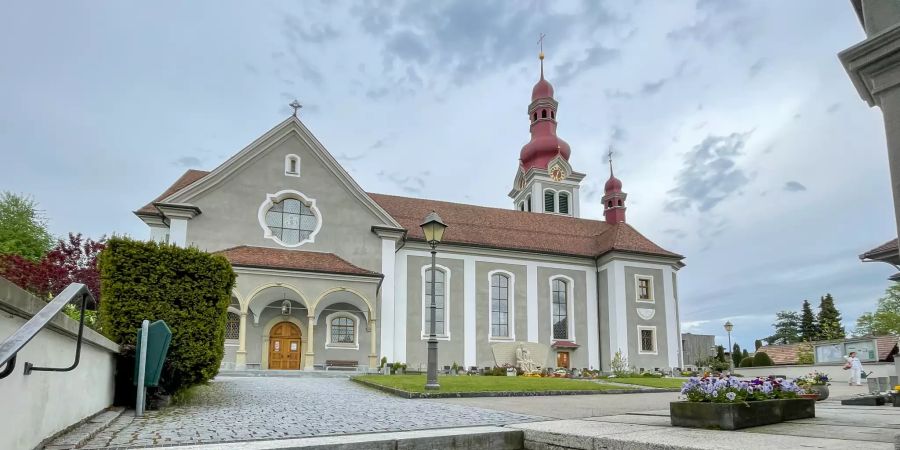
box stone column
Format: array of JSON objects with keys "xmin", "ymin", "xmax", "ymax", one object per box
[
  {"xmin": 304, "ymin": 315, "xmax": 316, "ymax": 370},
  {"xmin": 369, "ymin": 318, "xmax": 378, "ymax": 369},
  {"xmin": 841, "ymin": 4, "xmax": 900, "ymax": 261},
  {"xmin": 235, "ymin": 312, "xmax": 248, "ymax": 369}
]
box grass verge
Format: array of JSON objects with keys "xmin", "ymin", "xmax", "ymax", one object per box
[
  {"xmin": 604, "ymin": 377, "xmax": 686, "ymax": 389},
  {"xmin": 353, "ymin": 374, "xmax": 629, "ymax": 394}
]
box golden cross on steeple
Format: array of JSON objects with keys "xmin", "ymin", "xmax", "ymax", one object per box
[
  {"xmin": 608, "ymin": 145, "xmax": 615, "ymax": 176},
  {"xmin": 537, "ymin": 33, "xmax": 546, "ymax": 77}
]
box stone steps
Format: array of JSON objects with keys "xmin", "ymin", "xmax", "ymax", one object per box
[
  {"xmin": 124, "ymin": 426, "xmax": 523, "ymax": 450},
  {"xmin": 43, "ymin": 407, "xmax": 125, "ymax": 450}
]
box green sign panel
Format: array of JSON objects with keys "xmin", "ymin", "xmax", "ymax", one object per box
[{"xmin": 134, "ymin": 320, "xmax": 172, "ymax": 387}]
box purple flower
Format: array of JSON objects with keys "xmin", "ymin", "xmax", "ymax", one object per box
[{"xmin": 725, "ymin": 392, "xmax": 736, "ymax": 401}]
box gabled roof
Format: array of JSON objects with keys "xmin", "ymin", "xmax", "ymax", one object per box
[
  {"xmin": 136, "ymin": 169, "xmax": 209, "ymax": 215},
  {"xmin": 138, "ymin": 174, "xmax": 682, "ymax": 261},
  {"xmin": 368, "ymin": 193, "xmax": 681, "ymax": 260},
  {"xmin": 216, "ymin": 245, "xmax": 381, "ymax": 278}
]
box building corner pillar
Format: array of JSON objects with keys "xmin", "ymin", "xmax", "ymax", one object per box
[{"xmin": 369, "ymin": 318, "xmax": 378, "ymax": 369}]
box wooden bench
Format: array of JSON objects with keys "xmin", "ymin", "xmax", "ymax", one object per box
[{"xmin": 325, "ymin": 360, "xmax": 359, "ymax": 371}]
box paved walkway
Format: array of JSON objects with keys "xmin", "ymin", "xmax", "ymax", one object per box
[{"xmin": 50, "ymin": 376, "xmax": 539, "ymax": 449}]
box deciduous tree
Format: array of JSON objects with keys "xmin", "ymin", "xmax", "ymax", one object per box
[
  {"xmin": 0, "ymin": 233, "xmax": 104, "ymax": 301},
  {"xmin": 766, "ymin": 311, "xmax": 802, "ymax": 344},
  {"xmin": 855, "ymin": 282, "xmax": 900, "ymax": 336},
  {"xmin": 0, "ymin": 192, "xmax": 53, "ymax": 261}
]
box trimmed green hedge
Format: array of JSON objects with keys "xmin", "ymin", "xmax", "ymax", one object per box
[
  {"xmin": 752, "ymin": 351, "xmax": 774, "ymax": 367},
  {"xmin": 739, "ymin": 356, "xmax": 754, "ymax": 368},
  {"xmin": 99, "ymin": 238, "xmax": 236, "ymax": 393}
]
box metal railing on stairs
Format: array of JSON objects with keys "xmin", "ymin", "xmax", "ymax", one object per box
[{"xmin": 0, "ymin": 283, "xmax": 95, "ymax": 379}]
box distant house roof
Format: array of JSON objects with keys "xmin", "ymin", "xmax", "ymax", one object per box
[
  {"xmin": 138, "ymin": 170, "xmax": 683, "ymax": 261},
  {"xmin": 215, "ymin": 246, "xmax": 381, "ymax": 278}
]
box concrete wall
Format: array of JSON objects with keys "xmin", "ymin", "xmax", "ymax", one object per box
[
  {"xmin": 0, "ymin": 278, "xmax": 119, "ymax": 450},
  {"xmin": 737, "ymin": 362, "xmax": 898, "ymax": 382}
]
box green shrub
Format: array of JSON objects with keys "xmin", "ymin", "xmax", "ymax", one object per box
[
  {"xmin": 99, "ymin": 238, "xmax": 235, "ymax": 394},
  {"xmin": 739, "ymin": 356, "xmax": 754, "ymax": 367},
  {"xmin": 752, "ymin": 351, "xmax": 774, "ymax": 367},
  {"xmin": 641, "ymin": 372, "xmax": 663, "ymax": 377}
]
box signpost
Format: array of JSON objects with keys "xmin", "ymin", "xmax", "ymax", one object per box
[{"xmin": 134, "ymin": 320, "xmax": 172, "ymax": 417}]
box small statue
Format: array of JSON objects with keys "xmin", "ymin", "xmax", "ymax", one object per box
[{"xmin": 516, "ymin": 344, "xmax": 538, "ymax": 373}]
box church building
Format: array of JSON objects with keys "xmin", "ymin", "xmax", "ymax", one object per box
[{"xmin": 134, "ymin": 52, "xmax": 685, "ymax": 373}]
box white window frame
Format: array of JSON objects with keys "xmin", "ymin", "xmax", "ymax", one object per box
[
  {"xmin": 543, "ymin": 188, "xmax": 557, "ymax": 213},
  {"xmin": 285, "ymin": 154, "xmax": 301, "ymax": 177},
  {"xmin": 257, "ymin": 189, "xmax": 323, "ymax": 248},
  {"xmin": 325, "ymin": 311, "xmax": 359, "ymax": 350},
  {"xmin": 487, "ymin": 269, "xmax": 516, "ymax": 342},
  {"xmin": 548, "ymin": 275, "xmax": 576, "ymax": 342},
  {"xmin": 634, "ymin": 274, "xmax": 655, "ymax": 303},
  {"xmin": 526, "ymin": 194, "xmax": 532, "ymax": 212},
  {"xmin": 558, "ymin": 191, "xmax": 570, "ymax": 215},
  {"xmin": 637, "ymin": 325, "xmax": 658, "ymax": 355},
  {"xmin": 421, "ymin": 264, "xmax": 451, "ymax": 340}
]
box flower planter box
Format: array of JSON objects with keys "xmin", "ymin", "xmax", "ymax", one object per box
[{"xmin": 670, "ymin": 399, "xmax": 815, "ymax": 430}]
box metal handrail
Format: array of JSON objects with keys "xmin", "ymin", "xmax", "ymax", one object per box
[{"xmin": 0, "ymin": 283, "xmax": 96, "ymax": 379}]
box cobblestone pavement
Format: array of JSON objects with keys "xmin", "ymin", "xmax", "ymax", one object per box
[{"xmin": 67, "ymin": 377, "xmax": 540, "ymax": 449}]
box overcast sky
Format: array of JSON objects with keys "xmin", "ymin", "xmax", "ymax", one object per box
[{"xmin": 1, "ymin": 1, "xmax": 895, "ymax": 350}]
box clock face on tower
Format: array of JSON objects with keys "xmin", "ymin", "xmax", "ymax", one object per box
[{"xmin": 549, "ymin": 164, "xmax": 564, "ymax": 181}]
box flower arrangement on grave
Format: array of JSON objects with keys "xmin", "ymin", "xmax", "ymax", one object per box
[
  {"xmin": 795, "ymin": 371, "xmax": 830, "ymax": 387},
  {"xmin": 680, "ymin": 376, "xmax": 805, "ymax": 403}
]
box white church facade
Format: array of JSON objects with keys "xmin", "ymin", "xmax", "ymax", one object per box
[{"xmin": 134, "ymin": 55, "xmax": 685, "ymax": 373}]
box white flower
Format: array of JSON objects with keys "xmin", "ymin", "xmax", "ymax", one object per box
[{"xmin": 725, "ymin": 392, "xmax": 736, "ymax": 401}]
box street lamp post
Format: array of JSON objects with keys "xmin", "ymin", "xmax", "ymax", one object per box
[
  {"xmin": 724, "ymin": 321, "xmax": 734, "ymax": 372},
  {"xmin": 420, "ymin": 211, "xmax": 447, "ymax": 391}
]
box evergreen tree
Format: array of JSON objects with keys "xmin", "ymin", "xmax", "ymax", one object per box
[
  {"xmin": 754, "ymin": 339, "xmax": 762, "ymax": 350},
  {"xmin": 766, "ymin": 311, "xmax": 802, "ymax": 344},
  {"xmin": 800, "ymin": 300, "xmax": 818, "ymax": 341},
  {"xmin": 742, "ymin": 349, "xmax": 749, "ymax": 358},
  {"xmin": 732, "ymin": 343, "xmax": 742, "ymax": 367},
  {"xmin": 715, "ymin": 345, "xmax": 725, "ymax": 362},
  {"xmin": 816, "ymin": 293, "xmax": 845, "ymax": 340}
]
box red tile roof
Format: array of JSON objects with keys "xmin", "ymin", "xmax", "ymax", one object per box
[
  {"xmin": 138, "ymin": 170, "xmax": 682, "ymax": 260},
  {"xmin": 136, "ymin": 169, "xmax": 209, "ymax": 215},
  {"xmin": 368, "ymin": 193, "xmax": 681, "ymax": 259},
  {"xmin": 216, "ymin": 246, "xmax": 381, "ymax": 277},
  {"xmin": 860, "ymin": 238, "xmax": 898, "ymax": 260}
]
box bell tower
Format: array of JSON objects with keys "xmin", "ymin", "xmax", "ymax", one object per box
[
  {"xmin": 602, "ymin": 149, "xmax": 627, "ymax": 224},
  {"xmin": 509, "ymin": 38, "xmax": 585, "ymax": 217}
]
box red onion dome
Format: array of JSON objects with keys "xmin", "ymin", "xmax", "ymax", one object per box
[
  {"xmin": 532, "ymin": 77, "xmax": 554, "ymax": 101},
  {"xmin": 605, "ymin": 175, "xmax": 622, "ymax": 192}
]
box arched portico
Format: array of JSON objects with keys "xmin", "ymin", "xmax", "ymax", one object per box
[
  {"xmin": 308, "ymin": 287, "xmax": 378, "ymax": 369},
  {"xmin": 259, "ymin": 315, "xmax": 307, "ymax": 369}
]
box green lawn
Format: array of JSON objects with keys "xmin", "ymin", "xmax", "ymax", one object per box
[
  {"xmin": 354, "ymin": 375, "xmax": 631, "ymax": 393},
  {"xmin": 603, "ymin": 377, "xmax": 687, "ymax": 389}
]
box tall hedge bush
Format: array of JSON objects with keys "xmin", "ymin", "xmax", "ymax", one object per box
[
  {"xmin": 739, "ymin": 356, "xmax": 754, "ymax": 368},
  {"xmin": 99, "ymin": 238, "xmax": 236, "ymax": 393},
  {"xmin": 752, "ymin": 351, "xmax": 774, "ymax": 367}
]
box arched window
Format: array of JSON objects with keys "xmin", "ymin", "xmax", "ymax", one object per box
[
  {"xmin": 617, "ymin": 199, "xmax": 623, "ymax": 206},
  {"xmin": 558, "ymin": 192, "xmax": 570, "ymax": 215},
  {"xmin": 526, "ymin": 195, "xmax": 532, "ymax": 212},
  {"xmin": 491, "ymin": 273, "xmax": 510, "ymax": 338},
  {"xmin": 541, "ymin": 109, "xmax": 547, "ymax": 118},
  {"xmin": 544, "ymin": 190, "xmax": 556, "ymax": 213},
  {"xmin": 532, "ymin": 112, "xmax": 537, "ymax": 121},
  {"xmin": 551, "ymin": 110, "xmax": 555, "ymax": 119},
  {"xmin": 325, "ymin": 312, "xmax": 359, "ymax": 349},
  {"xmin": 225, "ymin": 312, "xmax": 240, "ymax": 340},
  {"xmin": 607, "ymin": 200, "xmax": 613, "ymax": 208},
  {"xmin": 552, "ymin": 278, "xmax": 568, "ymax": 340},
  {"xmin": 424, "ymin": 268, "xmax": 448, "ymax": 337},
  {"xmin": 331, "ymin": 316, "xmax": 355, "ymax": 344},
  {"xmin": 284, "ymin": 154, "xmax": 301, "ymax": 177},
  {"xmin": 519, "ymin": 202, "xmax": 525, "ymax": 211}
]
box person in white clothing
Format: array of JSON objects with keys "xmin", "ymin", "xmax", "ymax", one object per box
[{"xmin": 845, "ymin": 352, "xmax": 863, "ymax": 386}]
